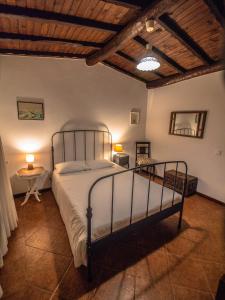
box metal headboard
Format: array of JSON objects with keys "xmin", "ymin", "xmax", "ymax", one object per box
[{"xmin": 51, "ymin": 129, "xmax": 112, "ymax": 171}]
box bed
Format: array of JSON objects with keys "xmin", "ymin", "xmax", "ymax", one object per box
[{"xmin": 51, "ymin": 128, "xmax": 187, "ymax": 280}]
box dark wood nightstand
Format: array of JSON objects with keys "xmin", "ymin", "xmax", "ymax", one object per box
[{"xmin": 113, "ymin": 153, "xmax": 129, "ymax": 168}]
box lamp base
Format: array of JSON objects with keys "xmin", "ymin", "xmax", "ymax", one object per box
[{"xmin": 27, "ymin": 163, "xmax": 34, "ymax": 170}]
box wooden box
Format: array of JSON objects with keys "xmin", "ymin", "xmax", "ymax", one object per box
[{"xmin": 164, "ymin": 169, "xmax": 198, "ymax": 197}]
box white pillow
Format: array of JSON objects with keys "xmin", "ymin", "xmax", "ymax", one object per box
[
  {"xmin": 55, "ymin": 160, "xmax": 89, "ymax": 174},
  {"xmin": 86, "ymin": 159, "xmax": 114, "ymax": 170}
]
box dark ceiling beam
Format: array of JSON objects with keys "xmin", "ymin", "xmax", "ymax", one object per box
[
  {"xmin": 0, "ymin": 32, "xmax": 104, "ymax": 48},
  {"xmin": 0, "ymin": 4, "xmax": 123, "ymax": 33},
  {"xmin": 203, "ymin": 0, "xmax": 225, "ymax": 28},
  {"xmin": 0, "ymin": 31, "xmax": 161, "ymax": 78},
  {"xmin": 133, "ymin": 35, "xmax": 186, "ymax": 73},
  {"xmin": 116, "ymin": 50, "xmax": 164, "ymax": 78},
  {"xmin": 146, "ymin": 61, "xmax": 224, "ymax": 88},
  {"xmin": 0, "ymin": 48, "xmax": 86, "ymax": 59},
  {"xmin": 86, "ymin": 0, "xmax": 177, "ymax": 66},
  {"xmin": 158, "ymin": 14, "xmax": 214, "ymax": 65},
  {"xmin": 103, "ymin": 60, "xmax": 147, "ymax": 83}
]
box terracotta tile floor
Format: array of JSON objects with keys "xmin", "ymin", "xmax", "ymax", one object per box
[{"xmin": 0, "ymin": 190, "xmax": 225, "ymax": 300}]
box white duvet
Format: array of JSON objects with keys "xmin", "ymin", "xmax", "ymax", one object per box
[{"xmin": 52, "ymin": 164, "xmax": 181, "ymax": 267}]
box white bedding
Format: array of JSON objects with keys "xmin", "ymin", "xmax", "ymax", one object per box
[{"xmin": 52, "ymin": 164, "xmax": 181, "ymax": 267}]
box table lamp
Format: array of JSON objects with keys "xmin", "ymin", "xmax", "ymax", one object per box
[
  {"xmin": 26, "ymin": 153, "xmax": 34, "ymax": 170},
  {"xmin": 114, "ymin": 144, "xmax": 123, "ymax": 153}
]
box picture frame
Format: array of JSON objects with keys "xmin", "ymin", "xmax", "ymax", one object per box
[
  {"xmin": 17, "ymin": 99, "xmax": 44, "ymax": 120},
  {"xmin": 130, "ymin": 111, "xmax": 140, "ymax": 125},
  {"xmin": 169, "ymin": 110, "xmax": 207, "ymax": 139}
]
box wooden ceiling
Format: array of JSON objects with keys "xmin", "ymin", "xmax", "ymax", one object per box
[{"xmin": 0, "ymin": 0, "xmax": 224, "ymax": 88}]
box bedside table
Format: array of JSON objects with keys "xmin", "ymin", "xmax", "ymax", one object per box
[
  {"xmin": 113, "ymin": 153, "xmax": 129, "ymax": 168},
  {"xmin": 17, "ymin": 167, "xmax": 48, "ymax": 206}
]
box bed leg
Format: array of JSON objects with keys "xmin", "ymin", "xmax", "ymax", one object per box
[
  {"xmin": 87, "ymin": 248, "xmax": 92, "ymax": 282},
  {"xmin": 177, "ymin": 209, "xmax": 183, "ymax": 231},
  {"xmin": 87, "ymin": 262, "xmax": 92, "ymax": 282}
]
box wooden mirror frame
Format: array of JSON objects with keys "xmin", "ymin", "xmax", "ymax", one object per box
[{"xmin": 169, "ymin": 110, "xmax": 207, "ymax": 139}]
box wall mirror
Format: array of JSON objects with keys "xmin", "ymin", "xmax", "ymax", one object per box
[{"xmin": 169, "ymin": 111, "xmax": 207, "ymax": 138}]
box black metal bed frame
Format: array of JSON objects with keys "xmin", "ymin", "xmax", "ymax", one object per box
[
  {"xmin": 51, "ymin": 129, "xmax": 187, "ymax": 282},
  {"xmin": 51, "ymin": 128, "xmax": 113, "ymax": 168}
]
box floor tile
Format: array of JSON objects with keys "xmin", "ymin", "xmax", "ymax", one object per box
[
  {"xmin": 25, "ymin": 246, "xmax": 71, "ymax": 292},
  {"xmin": 203, "ymin": 261, "xmax": 225, "ymax": 293},
  {"xmin": 16, "ymin": 218, "xmax": 43, "ymax": 240},
  {"xmin": 167, "ymin": 254, "xmax": 211, "ymax": 292},
  {"xmin": 26, "ymin": 226, "xmax": 72, "ymax": 257},
  {"xmin": 0, "ymin": 258, "xmax": 27, "ymax": 298},
  {"xmin": 53, "ymin": 263, "xmax": 97, "ymax": 300},
  {"xmin": 134, "ymin": 247, "xmax": 173, "ymax": 300},
  {"xmin": 3, "ymin": 237, "xmax": 26, "ymax": 264},
  {"xmin": 2, "ymin": 285, "xmax": 52, "ymax": 300},
  {"xmin": 165, "ymin": 226, "xmax": 208, "ymax": 258},
  {"xmin": 135, "ymin": 274, "xmax": 173, "ymax": 300},
  {"xmin": 172, "ymin": 284, "xmax": 213, "ymax": 300},
  {"xmin": 94, "ymin": 270, "xmax": 135, "ymax": 300},
  {"xmin": 2, "ymin": 191, "xmax": 224, "ymax": 300},
  {"xmin": 190, "ymin": 235, "xmax": 225, "ymax": 264}
]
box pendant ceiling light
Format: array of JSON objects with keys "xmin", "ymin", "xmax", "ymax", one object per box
[
  {"xmin": 137, "ymin": 43, "xmax": 160, "ymax": 71},
  {"xmin": 146, "ymin": 19, "xmax": 155, "ymax": 33}
]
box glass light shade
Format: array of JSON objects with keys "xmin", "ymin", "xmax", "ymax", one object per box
[
  {"xmin": 114, "ymin": 144, "xmax": 123, "ymax": 153},
  {"xmin": 137, "ymin": 56, "xmax": 160, "ymax": 71},
  {"xmin": 26, "ymin": 153, "xmax": 35, "ymax": 163}
]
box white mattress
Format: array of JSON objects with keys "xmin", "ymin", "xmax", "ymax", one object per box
[{"xmin": 52, "ymin": 165, "xmax": 181, "ymax": 267}]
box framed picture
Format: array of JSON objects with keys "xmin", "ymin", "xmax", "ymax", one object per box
[
  {"xmin": 17, "ymin": 99, "xmax": 44, "ymax": 120},
  {"xmin": 130, "ymin": 111, "xmax": 140, "ymax": 125}
]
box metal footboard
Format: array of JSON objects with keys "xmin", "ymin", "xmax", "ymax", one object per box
[{"xmin": 86, "ymin": 161, "xmax": 187, "ymax": 281}]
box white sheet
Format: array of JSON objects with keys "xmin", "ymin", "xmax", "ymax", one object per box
[{"xmin": 52, "ymin": 165, "xmax": 181, "ymax": 267}]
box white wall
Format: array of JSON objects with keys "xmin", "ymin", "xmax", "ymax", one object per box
[
  {"xmin": 146, "ymin": 71, "xmax": 225, "ymax": 203},
  {"xmin": 0, "ymin": 55, "xmax": 147, "ymax": 194}
]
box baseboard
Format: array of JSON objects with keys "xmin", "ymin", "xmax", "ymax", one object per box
[
  {"xmin": 196, "ymin": 192, "xmax": 225, "ymax": 206},
  {"xmin": 14, "ymin": 187, "xmax": 51, "ymax": 198}
]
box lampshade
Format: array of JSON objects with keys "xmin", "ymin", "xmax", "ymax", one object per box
[
  {"xmin": 137, "ymin": 43, "xmax": 160, "ymax": 71},
  {"xmin": 114, "ymin": 144, "xmax": 123, "ymax": 153},
  {"xmin": 26, "ymin": 153, "xmax": 34, "ymax": 163},
  {"xmin": 137, "ymin": 56, "xmax": 160, "ymax": 71}
]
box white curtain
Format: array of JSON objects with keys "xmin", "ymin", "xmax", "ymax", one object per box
[{"xmin": 0, "ymin": 137, "xmax": 18, "ymax": 298}]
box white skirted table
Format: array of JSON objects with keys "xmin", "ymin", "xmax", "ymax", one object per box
[{"xmin": 17, "ymin": 167, "xmax": 48, "ymax": 206}]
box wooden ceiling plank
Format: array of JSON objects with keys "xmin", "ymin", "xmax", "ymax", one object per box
[
  {"xmin": 101, "ymin": 0, "xmax": 143, "ymax": 10},
  {"xmin": 0, "ymin": 3, "xmax": 123, "ymax": 33},
  {"xmin": 158, "ymin": 13, "xmax": 214, "ymax": 65},
  {"xmin": 86, "ymin": 0, "xmax": 177, "ymax": 66},
  {"xmin": 103, "ymin": 60, "xmax": 147, "ymax": 83},
  {"xmin": 147, "ymin": 60, "xmax": 224, "ymax": 88},
  {"xmin": 169, "ymin": 1, "xmax": 223, "ymax": 63},
  {"xmin": 203, "ymin": 0, "xmax": 225, "ymax": 28},
  {"xmin": 0, "ymin": 31, "xmax": 104, "ymax": 48},
  {"xmin": 0, "ymin": 47, "xmax": 87, "ymax": 58},
  {"xmin": 133, "ymin": 35, "xmax": 186, "ymax": 73},
  {"xmin": 61, "ymin": 0, "xmax": 74, "ymax": 15},
  {"xmin": 53, "ymin": 0, "xmax": 65, "ymax": 14}
]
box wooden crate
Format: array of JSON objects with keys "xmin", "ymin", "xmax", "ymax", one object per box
[{"xmin": 164, "ymin": 169, "xmax": 198, "ymax": 197}]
